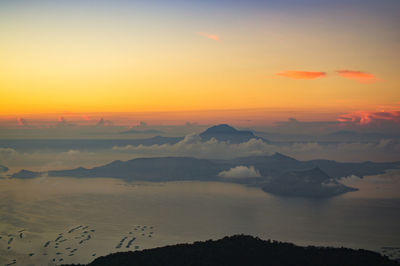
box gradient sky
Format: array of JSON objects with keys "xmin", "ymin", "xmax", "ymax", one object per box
[{"xmin": 1, "ymin": 0, "xmax": 399, "ymax": 123}]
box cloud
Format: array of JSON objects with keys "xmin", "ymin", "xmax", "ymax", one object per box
[
  {"xmin": 56, "ymin": 116, "xmax": 77, "ymax": 127},
  {"xmin": 96, "ymin": 118, "xmax": 113, "ymax": 127},
  {"xmin": 17, "ymin": 117, "xmax": 29, "ymax": 126},
  {"xmin": 276, "ymin": 70, "xmax": 326, "ymax": 80},
  {"xmin": 341, "ymin": 171, "xmax": 400, "ymax": 186},
  {"xmin": 321, "ymin": 180, "xmax": 341, "ymax": 188},
  {"xmin": 58, "ymin": 116, "xmax": 66, "ymax": 123},
  {"xmin": 337, "ymin": 111, "xmax": 400, "ymax": 125},
  {"xmin": 112, "ymin": 133, "xmax": 400, "ymax": 162},
  {"xmin": 338, "ymin": 170, "xmax": 400, "ymax": 198},
  {"xmin": 273, "ymin": 118, "xmax": 338, "ymax": 135},
  {"xmin": 0, "ymin": 148, "xmax": 120, "ymax": 173},
  {"xmin": 272, "ymin": 111, "xmax": 400, "ymax": 134},
  {"xmin": 218, "ymin": 166, "xmax": 261, "ymax": 179},
  {"xmin": 336, "ymin": 70, "xmax": 378, "ymax": 83},
  {"xmin": 82, "ymin": 115, "xmax": 91, "ymax": 121},
  {"xmin": 196, "ymin": 32, "xmax": 219, "ymax": 41},
  {"xmin": 2, "ymin": 135, "xmax": 400, "ymax": 175},
  {"xmin": 57, "ymin": 116, "xmax": 68, "ymax": 127},
  {"xmin": 112, "ymin": 135, "xmax": 273, "ymax": 159}
]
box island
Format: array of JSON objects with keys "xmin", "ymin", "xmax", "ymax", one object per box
[
  {"xmin": 12, "ymin": 152, "xmax": 400, "ymax": 197},
  {"xmin": 10, "ymin": 125, "xmax": 400, "ymax": 198}
]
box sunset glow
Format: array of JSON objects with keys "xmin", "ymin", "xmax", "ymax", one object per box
[
  {"xmin": 336, "ymin": 70, "xmax": 379, "ymax": 83},
  {"xmin": 0, "ymin": 0, "xmax": 399, "ymax": 125},
  {"xmin": 1, "ymin": 3, "xmax": 400, "ymax": 265}
]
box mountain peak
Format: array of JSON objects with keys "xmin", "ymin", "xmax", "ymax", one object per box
[
  {"xmin": 199, "ymin": 124, "xmax": 266, "ymax": 144},
  {"xmin": 271, "ymin": 152, "xmax": 296, "ymax": 161},
  {"xmin": 200, "ymin": 124, "xmax": 239, "ymax": 135}
]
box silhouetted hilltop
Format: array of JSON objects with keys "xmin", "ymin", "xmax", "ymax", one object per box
[
  {"xmin": 12, "ymin": 169, "xmax": 39, "ymax": 178},
  {"xmin": 63, "ymin": 235, "xmax": 398, "ymax": 266},
  {"xmin": 200, "ymin": 124, "xmax": 268, "ymax": 143},
  {"xmin": 49, "ymin": 157, "xmax": 221, "ymax": 181}
]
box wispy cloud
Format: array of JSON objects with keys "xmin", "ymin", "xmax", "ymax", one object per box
[
  {"xmin": 196, "ymin": 32, "xmax": 219, "ymax": 41},
  {"xmin": 276, "ymin": 70, "xmax": 326, "ymax": 80},
  {"xmin": 336, "ymin": 70, "xmax": 378, "ymax": 83}
]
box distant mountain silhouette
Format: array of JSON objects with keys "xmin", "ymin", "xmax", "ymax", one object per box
[
  {"xmin": 62, "ymin": 235, "xmax": 398, "ymax": 266},
  {"xmin": 0, "ymin": 124, "xmax": 267, "ymax": 152},
  {"xmin": 0, "ymin": 165, "xmax": 8, "ymax": 173},
  {"xmin": 12, "ymin": 153, "xmax": 400, "ymax": 197},
  {"xmin": 12, "ymin": 169, "xmax": 39, "ymax": 178},
  {"xmin": 120, "ymin": 129, "xmax": 164, "ymax": 135},
  {"xmin": 0, "ymin": 137, "xmax": 183, "ymax": 152},
  {"xmin": 41, "ymin": 157, "xmax": 221, "ymax": 181},
  {"xmin": 200, "ymin": 124, "xmax": 269, "ymax": 143}
]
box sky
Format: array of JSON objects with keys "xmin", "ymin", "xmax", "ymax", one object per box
[{"xmin": 1, "ymin": 0, "xmax": 400, "ymax": 126}]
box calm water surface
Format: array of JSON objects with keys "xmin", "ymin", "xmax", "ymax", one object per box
[{"xmin": 0, "ymin": 175, "xmax": 399, "ymax": 265}]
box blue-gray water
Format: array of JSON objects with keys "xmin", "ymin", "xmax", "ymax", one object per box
[{"xmin": 0, "ymin": 174, "xmax": 400, "ymax": 265}]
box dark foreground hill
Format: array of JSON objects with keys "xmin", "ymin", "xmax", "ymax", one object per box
[{"xmin": 63, "ymin": 235, "xmax": 398, "ymax": 266}]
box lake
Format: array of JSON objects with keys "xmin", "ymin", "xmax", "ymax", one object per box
[{"xmin": 1, "ymin": 174, "xmax": 400, "ymax": 265}]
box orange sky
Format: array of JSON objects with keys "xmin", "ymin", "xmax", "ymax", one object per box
[{"xmin": 1, "ymin": 1, "xmax": 399, "ymax": 122}]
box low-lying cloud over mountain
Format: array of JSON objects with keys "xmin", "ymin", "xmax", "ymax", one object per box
[
  {"xmin": 218, "ymin": 166, "xmax": 261, "ymax": 179},
  {"xmin": 1, "ymin": 137, "xmax": 400, "ymax": 174},
  {"xmin": 112, "ymin": 136, "xmax": 400, "ymax": 162}
]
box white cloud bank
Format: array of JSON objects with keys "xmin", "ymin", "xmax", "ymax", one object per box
[
  {"xmin": 1, "ymin": 134, "xmax": 399, "ymax": 174},
  {"xmin": 112, "ymin": 134, "xmax": 400, "ymax": 162},
  {"xmin": 218, "ymin": 166, "xmax": 261, "ymax": 179},
  {"xmin": 338, "ymin": 170, "xmax": 400, "ymax": 198},
  {"xmin": 112, "ymin": 134, "xmax": 274, "ymax": 159}
]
